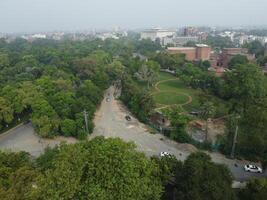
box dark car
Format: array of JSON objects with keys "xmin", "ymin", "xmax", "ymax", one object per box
[{"xmin": 125, "ymin": 115, "xmax": 131, "ymax": 121}]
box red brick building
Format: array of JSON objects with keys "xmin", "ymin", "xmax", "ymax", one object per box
[
  {"xmin": 217, "ymin": 48, "xmax": 255, "ymax": 68},
  {"xmin": 167, "ymin": 44, "xmax": 211, "ymax": 61}
]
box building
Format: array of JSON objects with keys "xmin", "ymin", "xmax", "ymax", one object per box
[
  {"xmin": 140, "ymin": 28, "xmax": 175, "ymax": 43},
  {"xmin": 167, "ymin": 44, "xmax": 211, "ymax": 61},
  {"xmin": 217, "ymin": 48, "xmax": 255, "ymax": 68},
  {"xmin": 183, "ymin": 27, "xmax": 198, "ymax": 36},
  {"xmin": 163, "ymin": 36, "xmax": 199, "ymax": 47}
]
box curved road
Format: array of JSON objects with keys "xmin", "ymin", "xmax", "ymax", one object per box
[
  {"xmin": 91, "ymin": 86, "xmax": 267, "ymax": 182},
  {"xmin": 0, "ymin": 86, "xmax": 266, "ymax": 181}
]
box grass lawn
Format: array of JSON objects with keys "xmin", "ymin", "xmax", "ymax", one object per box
[
  {"xmin": 151, "ymin": 72, "xmax": 202, "ymax": 111},
  {"xmin": 153, "ymin": 91, "xmax": 190, "ymax": 105},
  {"xmin": 135, "ymin": 72, "xmax": 228, "ymax": 115}
]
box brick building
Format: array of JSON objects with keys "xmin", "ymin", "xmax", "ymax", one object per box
[
  {"xmin": 217, "ymin": 48, "xmax": 255, "ymax": 68},
  {"xmin": 167, "ymin": 44, "xmax": 211, "ymax": 61}
]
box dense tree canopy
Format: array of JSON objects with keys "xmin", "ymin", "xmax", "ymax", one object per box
[{"xmin": 0, "ymin": 137, "xmax": 163, "ymax": 200}]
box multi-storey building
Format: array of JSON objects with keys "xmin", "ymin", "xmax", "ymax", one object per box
[{"xmin": 167, "ymin": 44, "xmax": 211, "ymax": 61}]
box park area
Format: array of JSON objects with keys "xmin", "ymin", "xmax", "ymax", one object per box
[{"xmin": 150, "ymin": 72, "xmax": 202, "ymax": 112}]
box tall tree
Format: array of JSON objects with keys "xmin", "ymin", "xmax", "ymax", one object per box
[{"xmin": 34, "ymin": 137, "xmax": 163, "ymax": 200}]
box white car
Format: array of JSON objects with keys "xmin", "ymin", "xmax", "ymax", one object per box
[
  {"xmin": 160, "ymin": 152, "xmax": 170, "ymax": 157},
  {"xmin": 244, "ymin": 164, "xmax": 263, "ymax": 173}
]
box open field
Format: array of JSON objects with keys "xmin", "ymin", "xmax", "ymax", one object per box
[{"xmin": 151, "ymin": 72, "xmax": 202, "ymax": 111}]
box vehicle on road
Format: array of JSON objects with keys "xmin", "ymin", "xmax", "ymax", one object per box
[
  {"xmin": 106, "ymin": 98, "xmax": 110, "ymax": 102},
  {"xmin": 125, "ymin": 115, "xmax": 131, "ymax": 121},
  {"xmin": 244, "ymin": 165, "xmax": 263, "ymax": 173},
  {"xmin": 160, "ymin": 151, "xmax": 170, "ymax": 157}
]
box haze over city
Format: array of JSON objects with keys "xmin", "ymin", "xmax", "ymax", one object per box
[
  {"xmin": 1, "ymin": 0, "xmax": 267, "ymax": 33},
  {"xmin": 1, "ymin": 0, "xmax": 267, "ymax": 199}
]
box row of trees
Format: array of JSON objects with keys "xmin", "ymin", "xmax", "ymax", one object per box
[{"xmin": 0, "ymin": 138, "xmax": 266, "ymax": 200}]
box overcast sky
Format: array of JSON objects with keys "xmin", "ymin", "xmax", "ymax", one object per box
[{"xmin": 0, "ymin": 0, "xmax": 266, "ymax": 33}]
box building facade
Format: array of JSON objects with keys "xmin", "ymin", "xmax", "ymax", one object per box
[
  {"xmin": 167, "ymin": 44, "xmax": 211, "ymax": 61},
  {"xmin": 217, "ymin": 48, "xmax": 255, "ymax": 68},
  {"xmin": 163, "ymin": 36, "xmax": 199, "ymax": 47},
  {"xmin": 140, "ymin": 28, "xmax": 175, "ymax": 42}
]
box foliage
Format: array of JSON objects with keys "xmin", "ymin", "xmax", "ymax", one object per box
[
  {"xmin": 155, "ymin": 152, "xmax": 236, "ymax": 200},
  {"xmin": 164, "ymin": 107, "xmax": 192, "ymax": 143},
  {"xmin": 228, "ymin": 55, "xmax": 248, "ymax": 68},
  {"xmin": 34, "ymin": 137, "xmax": 163, "ymax": 200},
  {"xmin": 224, "ymin": 64, "xmax": 266, "ymax": 112},
  {"xmin": 244, "ymin": 40, "xmax": 265, "ymax": 58},
  {"xmin": 238, "ymin": 178, "xmax": 267, "ymax": 200},
  {"xmin": 205, "ymin": 35, "xmax": 235, "ymax": 49},
  {"xmin": 121, "ymin": 75, "xmax": 156, "ymax": 122}
]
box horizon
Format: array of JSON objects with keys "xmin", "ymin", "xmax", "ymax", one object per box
[{"xmin": 1, "ymin": 0, "xmax": 267, "ymax": 33}]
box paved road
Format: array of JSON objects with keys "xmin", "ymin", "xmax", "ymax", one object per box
[
  {"xmin": 91, "ymin": 86, "xmax": 267, "ymax": 181},
  {"xmin": 0, "ymin": 86, "xmax": 266, "ymax": 181},
  {"xmin": 0, "ymin": 123, "xmax": 76, "ymax": 157}
]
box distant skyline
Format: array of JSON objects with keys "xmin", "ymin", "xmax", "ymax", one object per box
[{"xmin": 0, "ymin": 0, "xmax": 267, "ymax": 33}]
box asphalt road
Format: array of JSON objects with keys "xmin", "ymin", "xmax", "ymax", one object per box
[
  {"xmin": 0, "ymin": 123, "xmax": 76, "ymax": 157},
  {"xmin": 0, "ymin": 86, "xmax": 266, "ymax": 181},
  {"xmin": 91, "ymin": 86, "xmax": 267, "ymax": 182}
]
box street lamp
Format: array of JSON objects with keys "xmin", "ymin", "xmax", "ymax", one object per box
[{"xmin": 230, "ymin": 114, "xmax": 240, "ymax": 159}]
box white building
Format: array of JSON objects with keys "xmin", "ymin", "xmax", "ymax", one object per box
[
  {"xmin": 32, "ymin": 34, "xmax": 47, "ymax": 39},
  {"xmin": 140, "ymin": 28, "xmax": 175, "ymax": 42},
  {"xmin": 163, "ymin": 36, "xmax": 199, "ymax": 47}
]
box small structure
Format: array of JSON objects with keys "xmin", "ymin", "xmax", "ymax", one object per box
[{"xmin": 149, "ymin": 111, "xmax": 171, "ymax": 130}]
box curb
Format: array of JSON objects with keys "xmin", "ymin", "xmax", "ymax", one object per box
[{"xmin": 0, "ymin": 123, "xmax": 24, "ymax": 139}]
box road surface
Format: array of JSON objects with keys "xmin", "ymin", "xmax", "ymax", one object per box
[
  {"xmin": 0, "ymin": 123, "xmax": 76, "ymax": 157},
  {"xmin": 91, "ymin": 86, "xmax": 267, "ymax": 181},
  {"xmin": 0, "ymin": 86, "xmax": 266, "ymax": 181}
]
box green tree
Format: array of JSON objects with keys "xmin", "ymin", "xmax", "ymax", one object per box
[
  {"xmin": 238, "ymin": 178, "xmax": 267, "ymax": 200},
  {"xmin": 228, "ymin": 55, "xmax": 248, "ymax": 68},
  {"xmin": 245, "ymin": 40, "xmax": 264, "ymax": 58},
  {"xmin": 175, "ymin": 152, "xmax": 235, "ymax": 200},
  {"xmin": 60, "ymin": 118, "xmax": 77, "ymax": 137},
  {"xmin": 165, "ymin": 107, "xmax": 191, "ymax": 143},
  {"xmin": 200, "ymin": 101, "xmax": 216, "ymax": 141},
  {"xmin": 134, "ymin": 61, "xmax": 160, "ymax": 89},
  {"xmin": 224, "ymin": 64, "xmax": 266, "ymax": 112},
  {"xmin": 0, "ymin": 53, "xmax": 9, "ymax": 70},
  {"xmin": 0, "ymin": 97, "xmax": 14, "ymax": 124},
  {"xmin": 34, "ymin": 137, "xmax": 163, "ymax": 200},
  {"xmin": 31, "ymin": 99, "xmax": 59, "ymax": 137}
]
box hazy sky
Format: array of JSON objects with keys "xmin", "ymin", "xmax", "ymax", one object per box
[{"xmin": 0, "ymin": 0, "xmax": 266, "ymax": 33}]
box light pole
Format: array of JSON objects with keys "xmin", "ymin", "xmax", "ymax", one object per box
[
  {"xmin": 83, "ymin": 110, "xmax": 89, "ymax": 133},
  {"xmin": 230, "ymin": 115, "xmax": 240, "ymax": 159}
]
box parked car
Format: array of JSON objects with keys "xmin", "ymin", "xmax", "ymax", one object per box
[
  {"xmin": 159, "ymin": 152, "xmax": 170, "ymax": 157},
  {"xmin": 125, "ymin": 115, "xmax": 131, "ymax": 121},
  {"xmin": 244, "ymin": 165, "xmax": 263, "ymax": 173}
]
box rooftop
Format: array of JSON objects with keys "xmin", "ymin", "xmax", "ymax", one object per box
[
  {"xmin": 167, "ymin": 47, "xmax": 195, "ymax": 50},
  {"xmin": 195, "ymin": 44, "xmax": 209, "ymax": 47}
]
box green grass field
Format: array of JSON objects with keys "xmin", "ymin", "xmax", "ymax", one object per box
[
  {"xmin": 150, "ymin": 72, "xmax": 202, "ymax": 111},
  {"xmin": 136, "ymin": 72, "xmax": 227, "ymax": 115},
  {"xmin": 153, "ymin": 91, "xmax": 189, "ymax": 105}
]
